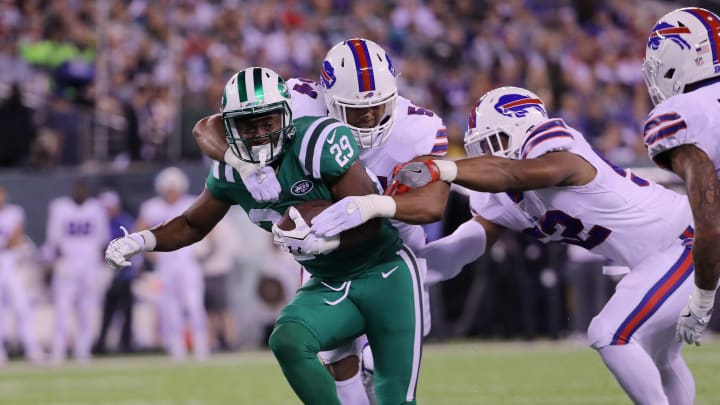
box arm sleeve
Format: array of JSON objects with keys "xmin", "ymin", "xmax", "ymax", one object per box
[
  {"xmin": 519, "ymin": 119, "xmax": 575, "ymax": 159},
  {"xmin": 420, "ymin": 219, "xmax": 487, "ymax": 285},
  {"xmin": 297, "ymin": 119, "xmax": 359, "ymax": 182},
  {"xmin": 642, "ymin": 102, "xmax": 698, "ymax": 169}
]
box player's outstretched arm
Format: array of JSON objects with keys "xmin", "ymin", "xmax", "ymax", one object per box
[
  {"xmin": 421, "ymin": 215, "xmax": 504, "ymax": 285},
  {"xmin": 664, "ymin": 145, "xmax": 720, "ymax": 345},
  {"xmin": 105, "ymin": 189, "xmax": 230, "ymax": 268}
]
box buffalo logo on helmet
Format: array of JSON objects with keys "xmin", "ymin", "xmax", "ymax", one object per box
[
  {"xmin": 320, "ymin": 60, "xmax": 337, "ymax": 89},
  {"xmin": 494, "ymin": 94, "xmax": 546, "ymax": 118},
  {"xmin": 647, "ymin": 21, "xmax": 692, "ymax": 51},
  {"xmin": 290, "ymin": 180, "xmax": 314, "ymax": 196}
]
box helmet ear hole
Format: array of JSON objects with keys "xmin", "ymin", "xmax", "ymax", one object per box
[{"xmin": 664, "ymin": 68, "xmax": 675, "ymax": 79}]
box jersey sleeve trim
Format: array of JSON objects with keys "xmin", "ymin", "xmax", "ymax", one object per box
[
  {"xmin": 431, "ymin": 128, "xmax": 448, "ymax": 156},
  {"xmin": 299, "ymin": 118, "xmax": 344, "ymax": 179},
  {"xmin": 520, "ymin": 119, "xmax": 573, "ymax": 159},
  {"xmin": 210, "ymin": 161, "xmax": 239, "ymax": 183},
  {"xmin": 642, "ymin": 112, "xmax": 688, "ymax": 147}
]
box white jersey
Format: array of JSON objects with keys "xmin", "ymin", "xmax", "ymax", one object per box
[
  {"xmin": 0, "ymin": 204, "xmax": 23, "ymax": 251},
  {"xmin": 139, "ymin": 195, "xmax": 197, "ymax": 268},
  {"xmin": 45, "ymin": 197, "xmax": 109, "ymax": 266},
  {"xmin": 643, "ymin": 81, "xmax": 720, "ymax": 175},
  {"xmin": 286, "ymin": 78, "xmax": 327, "ymax": 119},
  {"xmin": 360, "ymin": 96, "xmax": 447, "ymax": 251},
  {"xmin": 470, "ymin": 118, "xmax": 693, "ymax": 268}
]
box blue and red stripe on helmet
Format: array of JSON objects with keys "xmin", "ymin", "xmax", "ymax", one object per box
[
  {"xmin": 346, "ymin": 39, "xmax": 376, "ymax": 92},
  {"xmin": 683, "ymin": 7, "xmax": 720, "ymax": 65}
]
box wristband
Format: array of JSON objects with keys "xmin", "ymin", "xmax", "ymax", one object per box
[
  {"xmin": 129, "ymin": 230, "xmax": 157, "ymax": 252},
  {"xmin": 361, "ymin": 195, "xmax": 397, "ymax": 219},
  {"xmin": 689, "ymin": 286, "xmax": 716, "ymax": 314},
  {"xmin": 432, "ymin": 160, "xmax": 457, "ymax": 182}
]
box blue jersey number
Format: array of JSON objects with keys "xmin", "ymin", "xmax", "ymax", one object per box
[{"xmin": 524, "ymin": 210, "xmax": 611, "ymax": 250}]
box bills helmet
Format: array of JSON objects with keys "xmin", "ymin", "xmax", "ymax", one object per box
[
  {"xmin": 464, "ymin": 87, "xmax": 548, "ymax": 159},
  {"xmin": 321, "ymin": 38, "xmax": 398, "ymax": 148},
  {"xmin": 643, "ymin": 7, "xmax": 720, "ymax": 105},
  {"xmin": 221, "ymin": 67, "xmax": 295, "ymax": 164}
]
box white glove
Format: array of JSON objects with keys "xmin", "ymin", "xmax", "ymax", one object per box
[
  {"xmin": 676, "ymin": 287, "xmax": 715, "ymax": 346},
  {"xmin": 310, "ymin": 195, "xmax": 396, "ymax": 237},
  {"xmin": 225, "ymin": 148, "xmax": 281, "ymax": 202},
  {"xmin": 271, "ymin": 207, "xmax": 340, "ymax": 261},
  {"xmin": 104, "ymin": 227, "xmax": 156, "ymax": 269}
]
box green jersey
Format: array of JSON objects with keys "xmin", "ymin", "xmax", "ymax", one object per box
[{"xmin": 206, "ymin": 116, "xmax": 402, "ymax": 281}]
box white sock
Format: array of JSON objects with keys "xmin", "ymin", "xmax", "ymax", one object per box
[
  {"xmin": 598, "ymin": 344, "xmax": 668, "ymax": 405},
  {"xmin": 658, "ymin": 355, "xmax": 695, "ymax": 405},
  {"xmin": 362, "ymin": 370, "xmax": 377, "ymax": 405},
  {"xmin": 335, "ymin": 371, "xmax": 370, "ymax": 405}
]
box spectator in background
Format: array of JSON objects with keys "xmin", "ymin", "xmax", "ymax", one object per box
[
  {"xmin": 93, "ymin": 190, "xmax": 138, "ymax": 355},
  {"xmin": 0, "ymin": 84, "xmax": 35, "ymax": 167},
  {"xmin": 43, "ymin": 179, "xmax": 109, "ymax": 365},
  {"xmin": 195, "ymin": 215, "xmax": 238, "ymax": 352},
  {"xmin": 0, "ymin": 186, "xmax": 44, "ymax": 365}
]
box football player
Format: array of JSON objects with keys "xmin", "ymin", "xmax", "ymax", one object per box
[
  {"xmin": 641, "ymin": 6, "xmax": 720, "ymax": 347},
  {"xmin": 191, "ymin": 38, "xmax": 449, "ymax": 405},
  {"xmin": 106, "ymin": 67, "xmax": 444, "ymax": 405},
  {"xmin": 44, "ymin": 179, "xmax": 109, "ymax": 364},
  {"xmin": 312, "ymin": 87, "xmax": 699, "ymax": 405},
  {"xmin": 0, "ymin": 186, "xmax": 44, "ymax": 365},
  {"xmin": 135, "ymin": 167, "xmax": 209, "ymax": 361}
]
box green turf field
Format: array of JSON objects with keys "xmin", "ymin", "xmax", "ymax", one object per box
[{"xmin": 1, "ymin": 339, "xmax": 718, "ymax": 404}]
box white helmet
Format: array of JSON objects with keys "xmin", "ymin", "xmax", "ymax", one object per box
[
  {"xmin": 642, "ymin": 7, "xmax": 720, "ymax": 106},
  {"xmin": 321, "ymin": 38, "xmax": 398, "ymax": 148},
  {"xmin": 155, "ymin": 167, "xmax": 189, "ymax": 195},
  {"xmin": 464, "ymin": 86, "xmax": 548, "ymax": 159},
  {"xmin": 221, "ymin": 67, "xmax": 295, "ymax": 164}
]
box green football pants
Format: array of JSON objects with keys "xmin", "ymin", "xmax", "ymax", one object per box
[{"xmin": 270, "ymin": 245, "xmax": 423, "ymax": 405}]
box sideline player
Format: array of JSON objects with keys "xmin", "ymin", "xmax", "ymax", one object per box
[
  {"xmin": 106, "ymin": 67, "xmax": 443, "ymax": 405},
  {"xmin": 313, "ymin": 87, "xmax": 699, "ymax": 405},
  {"xmin": 135, "ymin": 167, "xmax": 209, "ymax": 361},
  {"xmin": 192, "ymin": 38, "xmax": 449, "ymax": 405},
  {"xmin": 640, "ymin": 6, "xmax": 720, "ymax": 346}
]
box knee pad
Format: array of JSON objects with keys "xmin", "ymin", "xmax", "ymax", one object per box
[{"xmin": 268, "ymin": 322, "xmax": 319, "ymax": 363}]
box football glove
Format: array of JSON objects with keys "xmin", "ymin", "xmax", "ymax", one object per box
[
  {"xmin": 225, "ymin": 148, "xmax": 281, "ymax": 203},
  {"xmin": 271, "ymin": 207, "xmax": 340, "ymax": 261},
  {"xmin": 391, "ymin": 160, "xmax": 445, "ymax": 190},
  {"xmin": 676, "ymin": 287, "xmax": 715, "ymax": 346},
  {"xmin": 310, "ymin": 195, "xmax": 396, "ymax": 238},
  {"xmin": 105, "ymin": 227, "xmax": 155, "ymax": 269}
]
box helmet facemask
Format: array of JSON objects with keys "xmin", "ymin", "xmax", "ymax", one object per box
[
  {"xmin": 464, "ymin": 127, "xmax": 515, "ymax": 158},
  {"xmin": 221, "ymin": 67, "xmax": 295, "ymax": 165},
  {"xmin": 321, "ymin": 38, "xmax": 399, "ymax": 149}
]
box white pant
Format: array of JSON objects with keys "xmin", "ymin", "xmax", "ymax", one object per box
[
  {"xmin": 51, "ymin": 261, "xmax": 102, "ymax": 362},
  {"xmin": 587, "ymin": 242, "xmax": 694, "ymax": 350},
  {"xmin": 155, "ymin": 263, "xmax": 209, "ymax": 360},
  {"xmin": 0, "ymin": 252, "xmax": 42, "ymax": 359}
]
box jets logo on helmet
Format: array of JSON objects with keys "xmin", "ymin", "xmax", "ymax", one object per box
[
  {"xmin": 320, "ymin": 60, "xmax": 337, "ymax": 89},
  {"xmin": 494, "ymin": 94, "xmax": 546, "ymax": 118},
  {"xmin": 648, "ymin": 22, "xmax": 691, "ymax": 50}
]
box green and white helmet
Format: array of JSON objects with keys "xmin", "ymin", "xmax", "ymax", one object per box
[{"xmin": 221, "ymin": 67, "xmax": 294, "ymax": 164}]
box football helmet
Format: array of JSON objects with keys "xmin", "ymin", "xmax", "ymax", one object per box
[
  {"xmin": 642, "ymin": 7, "xmax": 720, "ymax": 105},
  {"xmin": 154, "ymin": 166, "xmax": 188, "ymax": 195},
  {"xmin": 464, "ymin": 86, "xmax": 548, "ymax": 159},
  {"xmin": 221, "ymin": 67, "xmax": 294, "ymax": 164},
  {"xmin": 321, "ymin": 38, "xmax": 398, "ymax": 148}
]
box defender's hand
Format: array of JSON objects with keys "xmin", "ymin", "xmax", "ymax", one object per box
[
  {"xmin": 272, "ymin": 207, "xmax": 339, "ymax": 261},
  {"xmin": 392, "ymin": 161, "xmax": 442, "ymax": 189},
  {"xmin": 105, "ymin": 227, "xmax": 144, "ymax": 269},
  {"xmin": 677, "ymin": 302, "xmax": 713, "ymax": 346}
]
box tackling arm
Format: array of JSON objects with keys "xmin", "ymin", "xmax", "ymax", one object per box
[
  {"xmin": 665, "ymin": 145, "xmax": 720, "ymax": 291},
  {"xmin": 192, "ymin": 114, "xmax": 228, "ymax": 162}
]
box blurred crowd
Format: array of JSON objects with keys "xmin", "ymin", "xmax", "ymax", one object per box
[{"xmin": 0, "ymin": 0, "xmax": 707, "ymax": 169}]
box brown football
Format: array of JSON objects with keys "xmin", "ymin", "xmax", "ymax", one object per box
[
  {"xmin": 277, "ymin": 199, "xmax": 379, "ymax": 247},
  {"xmin": 276, "ymin": 200, "xmax": 333, "ymax": 231}
]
